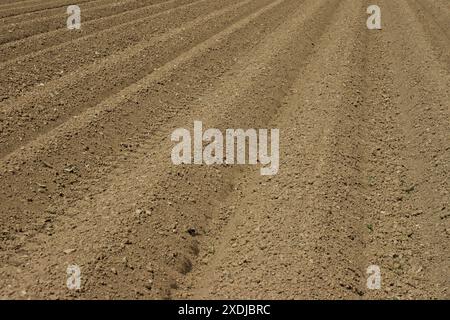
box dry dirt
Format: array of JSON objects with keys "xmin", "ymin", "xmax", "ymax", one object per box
[{"xmin": 0, "ymin": 0, "xmax": 448, "ymax": 299}]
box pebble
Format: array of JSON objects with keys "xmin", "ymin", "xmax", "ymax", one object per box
[{"xmin": 63, "ymin": 248, "xmax": 76, "ymax": 254}]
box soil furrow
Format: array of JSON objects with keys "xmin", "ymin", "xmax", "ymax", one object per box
[
  {"xmin": 0, "ymin": 0, "xmax": 173, "ymax": 47},
  {"xmin": 0, "ymin": 0, "xmax": 124, "ymax": 24},
  {"xmin": 0, "ymin": 0, "xmax": 219, "ymax": 101},
  {"xmin": 406, "ymin": 0, "xmax": 450, "ymax": 69},
  {"xmin": 0, "ymin": 0, "xmax": 266, "ymax": 157},
  {"xmin": 0, "ymin": 0, "xmax": 98, "ymax": 18},
  {"xmin": 179, "ymin": 0, "xmax": 368, "ymax": 299},
  {"xmin": 367, "ymin": 0, "xmax": 449, "ymax": 299},
  {"xmin": 0, "ymin": 0, "xmax": 308, "ymax": 298},
  {"xmin": 0, "ymin": 0, "xmax": 299, "ymax": 228}
]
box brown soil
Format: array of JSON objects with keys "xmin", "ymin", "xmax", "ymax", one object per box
[{"xmin": 0, "ymin": 0, "xmax": 448, "ymax": 299}]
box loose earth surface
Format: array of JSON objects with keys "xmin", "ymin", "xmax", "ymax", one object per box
[{"xmin": 0, "ymin": 0, "xmax": 448, "ymax": 299}]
